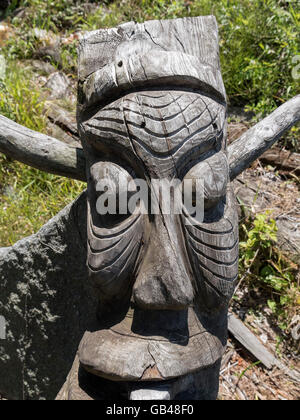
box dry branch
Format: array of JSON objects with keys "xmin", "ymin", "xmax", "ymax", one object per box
[
  {"xmin": 228, "ymin": 95, "xmax": 300, "ymax": 180},
  {"xmin": 0, "ymin": 115, "xmax": 86, "ymax": 181},
  {"xmin": 228, "ymin": 312, "xmax": 276, "ymax": 369}
]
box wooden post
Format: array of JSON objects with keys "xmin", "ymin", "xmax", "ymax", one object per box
[{"xmin": 58, "ymin": 16, "xmax": 237, "ymax": 400}]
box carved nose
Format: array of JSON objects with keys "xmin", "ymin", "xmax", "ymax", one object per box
[{"xmin": 133, "ymin": 215, "xmax": 194, "ymax": 310}]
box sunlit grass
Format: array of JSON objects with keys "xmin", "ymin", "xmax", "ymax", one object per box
[
  {"xmin": 0, "ymin": 60, "xmax": 85, "ymax": 246},
  {"xmin": 0, "ymin": 155, "xmax": 85, "ymax": 246}
]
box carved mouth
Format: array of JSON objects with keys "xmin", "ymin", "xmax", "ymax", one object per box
[
  {"xmin": 78, "ymin": 307, "xmax": 226, "ymax": 383},
  {"xmin": 69, "ymin": 358, "xmax": 221, "ymax": 400}
]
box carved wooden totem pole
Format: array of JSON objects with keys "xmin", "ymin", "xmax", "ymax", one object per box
[
  {"xmin": 0, "ymin": 16, "xmax": 299, "ymax": 401},
  {"xmin": 56, "ymin": 16, "xmax": 236, "ymax": 400}
]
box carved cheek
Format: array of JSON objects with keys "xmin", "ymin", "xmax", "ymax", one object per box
[
  {"xmin": 86, "ymin": 162, "xmax": 144, "ymax": 301},
  {"xmin": 182, "ymin": 188, "xmax": 239, "ymax": 310},
  {"xmin": 184, "ymin": 151, "xmax": 229, "ymax": 209}
]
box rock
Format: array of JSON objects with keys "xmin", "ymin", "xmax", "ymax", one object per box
[
  {"xmin": 44, "ymin": 102, "xmax": 79, "ymax": 138},
  {"xmin": 34, "ymin": 45, "xmax": 62, "ymax": 68},
  {"xmin": 32, "ymin": 28, "xmax": 60, "ymax": 46},
  {"xmin": 30, "ymin": 60, "xmax": 56, "ymax": 75},
  {"xmin": 44, "ymin": 72, "xmax": 70, "ymax": 99},
  {"xmin": 46, "ymin": 121, "xmax": 80, "ymax": 147},
  {"xmin": 0, "ymin": 192, "xmax": 98, "ymax": 400},
  {"xmin": 61, "ymin": 31, "xmax": 85, "ymax": 45},
  {"xmin": 44, "ymin": 101, "xmax": 80, "ymax": 146}
]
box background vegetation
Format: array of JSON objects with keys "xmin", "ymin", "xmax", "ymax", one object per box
[{"xmin": 2, "ymin": 0, "xmax": 299, "ymax": 115}]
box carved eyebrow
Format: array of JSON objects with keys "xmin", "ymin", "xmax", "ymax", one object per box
[
  {"xmin": 83, "ymin": 94, "xmax": 224, "ymax": 161},
  {"xmin": 98, "ymin": 95, "xmax": 202, "ymax": 123}
]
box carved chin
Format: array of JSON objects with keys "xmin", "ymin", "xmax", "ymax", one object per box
[{"xmin": 78, "ymin": 307, "xmax": 226, "ymax": 383}]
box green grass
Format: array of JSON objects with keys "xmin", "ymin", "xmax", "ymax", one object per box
[
  {"xmin": 0, "ymin": 156, "xmax": 85, "ymax": 246},
  {"xmin": 0, "ymin": 59, "xmax": 85, "ymax": 246},
  {"xmin": 237, "ymin": 211, "xmax": 299, "ymax": 335},
  {"xmin": 3, "ymin": 0, "xmax": 300, "ymax": 116},
  {"xmin": 0, "ymin": 60, "xmax": 47, "ymax": 131}
]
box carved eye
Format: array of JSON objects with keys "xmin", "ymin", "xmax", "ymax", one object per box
[
  {"xmin": 183, "ymin": 151, "xmax": 229, "ymax": 211},
  {"xmin": 89, "ymin": 162, "xmax": 139, "ymax": 226}
]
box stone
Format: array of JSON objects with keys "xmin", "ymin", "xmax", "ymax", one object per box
[
  {"xmin": 30, "ymin": 60, "xmax": 56, "ymax": 75},
  {"xmin": 0, "ymin": 192, "xmax": 98, "ymax": 400},
  {"xmin": 44, "ymin": 72, "xmax": 70, "ymax": 99}
]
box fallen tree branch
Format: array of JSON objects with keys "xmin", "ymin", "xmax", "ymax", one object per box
[
  {"xmin": 0, "ymin": 115, "xmax": 86, "ymax": 181},
  {"xmin": 260, "ymin": 147, "xmax": 300, "ymax": 175},
  {"xmin": 228, "ymin": 95, "xmax": 300, "ymax": 180},
  {"xmin": 228, "ymin": 312, "xmax": 276, "ymax": 369}
]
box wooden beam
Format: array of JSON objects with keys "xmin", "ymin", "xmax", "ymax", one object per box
[
  {"xmin": 228, "ymin": 95, "xmax": 300, "ymax": 180},
  {"xmin": 227, "ymin": 312, "xmax": 276, "ymax": 369},
  {"xmin": 228, "ymin": 312, "xmax": 300, "ymax": 382},
  {"xmin": 0, "ymin": 115, "xmax": 86, "ymax": 181}
]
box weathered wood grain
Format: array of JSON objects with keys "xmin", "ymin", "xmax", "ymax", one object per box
[
  {"xmin": 78, "ymin": 17, "xmax": 225, "ymax": 110},
  {"xmin": 0, "ymin": 114, "xmax": 86, "ymax": 181},
  {"xmin": 1, "ymin": 92, "xmax": 299, "ymax": 182},
  {"xmin": 228, "ymin": 95, "xmax": 300, "ymax": 180},
  {"xmin": 228, "ymin": 312, "xmax": 276, "ymax": 369},
  {"xmin": 76, "ymin": 16, "xmax": 232, "ymax": 390},
  {"xmin": 57, "ymin": 355, "xmax": 221, "ymax": 400}
]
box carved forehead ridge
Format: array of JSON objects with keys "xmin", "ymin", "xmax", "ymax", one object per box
[{"xmin": 77, "ymin": 17, "xmax": 226, "ymax": 114}]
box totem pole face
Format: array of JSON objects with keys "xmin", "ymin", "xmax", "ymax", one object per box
[{"xmin": 76, "ymin": 17, "xmax": 239, "ymax": 396}]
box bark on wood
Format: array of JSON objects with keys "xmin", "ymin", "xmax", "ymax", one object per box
[
  {"xmin": 228, "ymin": 95, "xmax": 300, "ymax": 180},
  {"xmin": 0, "ymin": 114, "xmax": 86, "ymax": 181}
]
